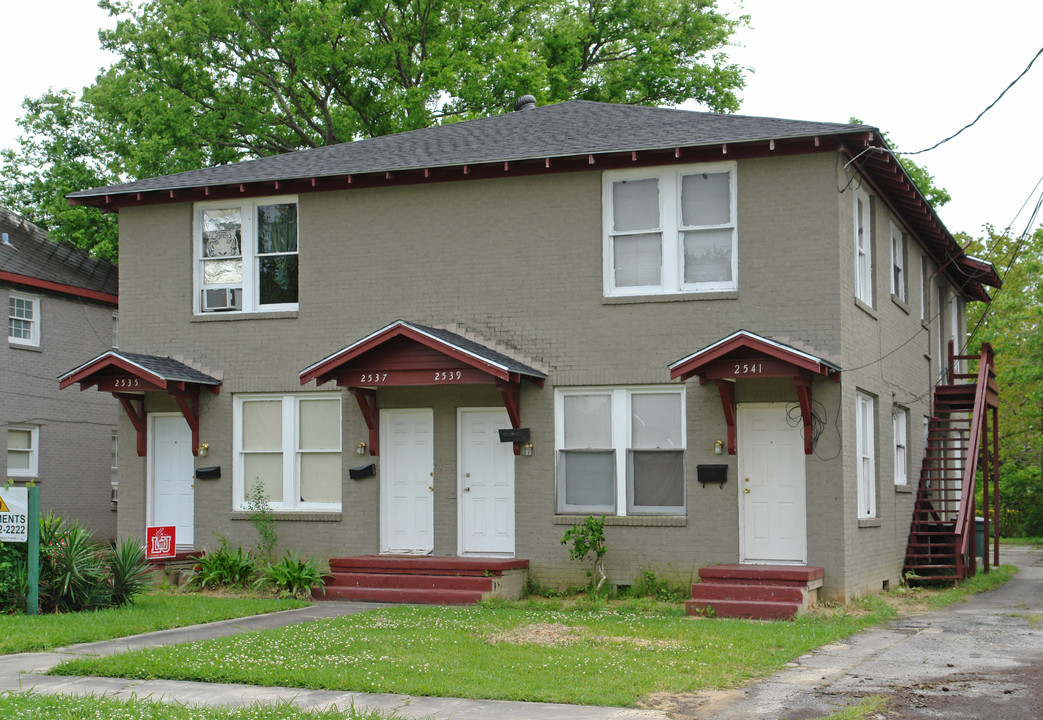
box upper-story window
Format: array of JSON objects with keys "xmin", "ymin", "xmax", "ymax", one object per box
[
  {"xmin": 854, "ymin": 188, "xmax": 873, "ymax": 306},
  {"xmin": 194, "ymin": 197, "xmax": 299, "ymax": 314},
  {"xmin": 603, "ymin": 163, "xmax": 737, "ymax": 297},
  {"xmin": 890, "ymin": 221, "xmax": 906, "ymax": 302},
  {"xmin": 8, "ymin": 292, "xmax": 40, "ymax": 347}
]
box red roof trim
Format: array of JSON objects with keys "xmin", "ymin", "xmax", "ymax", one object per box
[
  {"xmin": 0, "ymin": 270, "xmax": 118, "ymax": 306},
  {"xmin": 300, "ymin": 322, "xmax": 513, "ymax": 386},
  {"xmin": 670, "ymin": 331, "xmax": 840, "ymax": 382},
  {"xmin": 58, "ymin": 352, "xmax": 167, "ymax": 391}
]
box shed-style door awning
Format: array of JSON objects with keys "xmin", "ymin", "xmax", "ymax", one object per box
[
  {"xmin": 300, "ymin": 321, "xmax": 546, "ymax": 455},
  {"xmin": 669, "ymin": 330, "xmax": 840, "ymax": 455},
  {"xmin": 59, "ymin": 351, "xmax": 222, "ymax": 457}
]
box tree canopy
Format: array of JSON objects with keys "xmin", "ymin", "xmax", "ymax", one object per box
[{"xmin": 1, "ymin": 0, "xmax": 748, "ymax": 262}]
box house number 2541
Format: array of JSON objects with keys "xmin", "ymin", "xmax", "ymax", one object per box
[{"xmin": 734, "ymin": 363, "xmax": 763, "ymax": 375}]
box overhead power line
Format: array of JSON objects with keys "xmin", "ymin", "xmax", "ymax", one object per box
[{"xmin": 902, "ymin": 45, "xmax": 1043, "ymax": 156}]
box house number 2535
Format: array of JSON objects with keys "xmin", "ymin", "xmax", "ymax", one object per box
[{"xmin": 113, "ymin": 378, "xmax": 140, "ymax": 388}]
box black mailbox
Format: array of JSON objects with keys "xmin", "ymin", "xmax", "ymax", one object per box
[
  {"xmin": 498, "ymin": 427, "xmax": 530, "ymax": 443},
  {"xmin": 696, "ymin": 464, "xmax": 728, "ymax": 486},
  {"xmin": 195, "ymin": 466, "xmax": 221, "ymax": 480},
  {"xmin": 349, "ymin": 464, "xmax": 376, "ymax": 480}
]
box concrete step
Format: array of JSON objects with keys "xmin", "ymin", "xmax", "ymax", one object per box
[
  {"xmin": 689, "ymin": 582, "xmax": 804, "ymax": 603},
  {"xmin": 685, "ymin": 598, "xmax": 801, "ymax": 620},
  {"xmin": 318, "ymin": 585, "xmax": 485, "ymax": 605},
  {"xmin": 325, "ymin": 571, "xmax": 495, "ymax": 592}
]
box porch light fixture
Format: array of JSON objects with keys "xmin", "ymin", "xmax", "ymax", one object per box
[
  {"xmin": 521, "ymin": 442, "xmax": 534, "ymax": 456},
  {"xmin": 712, "ymin": 439, "xmax": 724, "ymax": 455},
  {"xmin": 197, "ymin": 443, "xmax": 209, "ymax": 457},
  {"xmin": 356, "ymin": 441, "xmax": 367, "ymax": 455}
]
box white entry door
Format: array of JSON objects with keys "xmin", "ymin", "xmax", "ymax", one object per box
[
  {"xmin": 738, "ymin": 403, "xmax": 807, "ymax": 564},
  {"xmin": 149, "ymin": 414, "xmax": 194, "ymax": 548},
  {"xmin": 380, "ymin": 409, "xmax": 434, "ymax": 554},
  {"xmin": 458, "ymin": 408, "xmax": 515, "ymax": 556}
]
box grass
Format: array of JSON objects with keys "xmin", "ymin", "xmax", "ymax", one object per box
[
  {"xmin": 804, "ymin": 695, "xmax": 891, "ymax": 719},
  {"xmin": 0, "ymin": 591, "xmax": 307, "ymax": 654},
  {"xmin": 0, "ymin": 691, "xmax": 398, "ymax": 720},
  {"xmin": 52, "ymin": 598, "xmax": 895, "ymax": 707},
  {"xmin": 999, "ymin": 536, "xmax": 1043, "ymax": 547}
]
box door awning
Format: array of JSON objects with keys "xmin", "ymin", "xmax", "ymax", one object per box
[
  {"xmin": 300, "ymin": 321, "xmax": 546, "ymax": 455},
  {"xmin": 669, "ymin": 330, "xmax": 840, "ymax": 455},
  {"xmin": 59, "ymin": 350, "xmax": 222, "ymax": 457}
]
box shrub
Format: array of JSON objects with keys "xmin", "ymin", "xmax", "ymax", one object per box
[
  {"xmin": 245, "ymin": 482, "xmax": 278, "ymax": 562},
  {"xmin": 625, "ymin": 570, "xmax": 690, "ymax": 603},
  {"xmin": 257, "ymin": 552, "xmax": 325, "ymax": 599},
  {"xmin": 561, "ymin": 515, "xmax": 608, "ymax": 596},
  {"xmin": 189, "ymin": 538, "xmax": 257, "ymax": 589},
  {"xmin": 108, "ymin": 537, "xmax": 153, "ymax": 606}
]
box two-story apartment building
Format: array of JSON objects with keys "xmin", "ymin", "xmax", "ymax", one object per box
[
  {"xmin": 2, "ymin": 207, "xmax": 119, "ymax": 540},
  {"xmin": 61, "ymin": 100, "xmax": 998, "ymax": 602}
]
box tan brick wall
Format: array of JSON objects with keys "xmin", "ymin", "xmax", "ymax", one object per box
[{"xmin": 114, "ymin": 152, "xmax": 963, "ymax": 598}]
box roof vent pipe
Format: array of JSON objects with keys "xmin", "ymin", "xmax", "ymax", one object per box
[{"xmin": 513, "ymin": 95, "xmax": 536, "ymax": 112}]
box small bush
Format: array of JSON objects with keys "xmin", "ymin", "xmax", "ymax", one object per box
[
  {"xmin": 257, "ymin": 552, "xmax": 325, "ymax": 598},
  {"xmin": 245, "ymin": 482, "xmax": 278, "ymax": 562},
  {"xmin": 189, "ymin": 538, "xmax": 257, "ymax": 590},
  {"xmin": 561, "ymin": 515, "xmax": 608, "ymax": 596},
  {"xmin": 108, "ymin": 537, "xmax": 153, "ymax": 606},
  {"xmin": 624, "ymin": 570, "xmax": 690, "ymax": 603}
]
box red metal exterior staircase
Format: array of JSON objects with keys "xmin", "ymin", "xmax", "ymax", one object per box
[{"xmin": 904, "ymin": 342, "xmax": 1000, "ymax": 584}]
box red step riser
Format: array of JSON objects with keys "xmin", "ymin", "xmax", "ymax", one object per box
[
  {"xmin": 698, "ymin": 565, "xmax": 824, "ymax": 584},
  {"xmin": 685, "ymin": 599, "xmax": 800, "ymax": 621},
  {"xmin": 690, "ymin": 583, "xmax": 804, "ymax": 603},
  {"xmin": 319, "ymin": 585, "xmax": 485, "ymax": 605},
  {"xmin": 325, "ymin": 572, "xmax": 494, "ymax": 592},
  {"xmin": 328, "ymin": 555, "xmax": 527, "ymax": 574}
]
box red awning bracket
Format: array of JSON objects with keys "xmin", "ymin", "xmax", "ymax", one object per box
[
  {"xmin": 349, "ymin": 387, "xmax": 379, "ymax": 456},
  {"xmin": 115, "ymin": 393, "xmax": 147, "ymax": 457},
  {"xmin": 671, "ymin": 331, "xmax": 839, "ymax": 456}
]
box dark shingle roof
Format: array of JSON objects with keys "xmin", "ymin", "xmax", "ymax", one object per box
[
  {"xmin": 0, "ymin": 206, "xmax": 118, "ymax": 297},
  {"xmin": 404, "ymin": 322, "xmax": 546, "ymax": 379},
  {"xmin": 69, "ymin": 101, "xmax": 867, "ymax": 199},
  {"xmin": 59, "ymin": 350, "xmax": 221, "ymax": 386}
]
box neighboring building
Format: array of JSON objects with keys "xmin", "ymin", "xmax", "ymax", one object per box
[
  {"xmin": 60, "ymin": 100, "xmax": 999, "ymax": 603},
  {"xmin": 2, "ymin": 207, "xmax": 119, "ymax": 540}
]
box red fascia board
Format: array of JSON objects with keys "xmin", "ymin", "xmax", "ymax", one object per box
[
  {"xmin": 671, "ymin": 334, "xmax": 828, "ymax": 381},
  {"xmin": 301, "ymin": 324, "xmax": 511, "ymax": 386},
  {"xmin": 0, "ymin": 270, "xmax": 117, "ymax": 306},
  {"xmin": 59, "ymin": 354, "xmax": 167, "ymax": 391},
  {"xmin": 70, "ymin": 134, "xmax": 859, "ymax": 212}
]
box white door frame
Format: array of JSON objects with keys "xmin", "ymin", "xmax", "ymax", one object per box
[
  {"xmin": 147, "ymin": 412, "xmax": 194, "ymax": 548},
  {"xmin": 737, "ymin": 402, "xmax": 807, "ymax": 565},
  {"xmin": 379, "ymin": 408, "xmax": 434, "ymax": 555},
  {"xmin": 457, "ymin": 407, "xmax": 516, "ymax": 557}
]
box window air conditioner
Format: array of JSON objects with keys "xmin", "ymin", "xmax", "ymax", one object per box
[{"xmin": 201, "ymin": 288, "xmax": 242, "ymax": 312}]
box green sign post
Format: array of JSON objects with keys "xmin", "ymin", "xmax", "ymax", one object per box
[{"xmin": 27, "ymin": 486, "xmax": 40, "ymax": 615}]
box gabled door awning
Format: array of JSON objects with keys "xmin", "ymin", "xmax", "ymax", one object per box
[
  {"xmin": 300, "ymin": 321, "xmax": 546, "ymax": 456},
  {"xmin": 669, "ymin": 330, "xmax": 840, "ymax": 455},
  {"xmin": 59, "ymin": 351, "xmax": 222, "ymax": 457}
]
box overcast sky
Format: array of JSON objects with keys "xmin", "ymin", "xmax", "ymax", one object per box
[{"xmin": 2, "ymin": 1, "xmax": 1041, "ymax": 240}]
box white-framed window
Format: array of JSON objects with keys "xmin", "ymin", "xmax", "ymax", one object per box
[
  {"xmin": 112, "ymin": 312, "xmax": 119, "ymax": 348},
  {"xmin": 7, "ymin": 425, "xmax": 39, "ymax": 477},
  {"xmin": 920, "ymin": 256, "xmax": 931, "ymax": 322},
  {"xmin": 233, "ymin": 393, "xmax": 341, "ymax": 511},
  {"xmin": 195, "ymin": 196, "xmax": 299, "ymax": 314},
  {"xmin": 111, "ymin": 430, "xmax": 119, "ymax": 488},
  {"xmin": 603, "ymin": 162, "xmax": 737, "ymax": 297},
  {"xmin": 856, "ymin": 392, "xmax": 876, "ymax": 518},
  {"xmin": 854, "ymin": 188, "xmax": 873, "ymax": 306},
  {"xmin": 893, "ymin": 407, "xmax": 908, "ymax": 486},
  {"xmin": 555, "ymin": 386, "xmax": 685, "ymax": 515},
  {"xmin": 8, "ymin": 292, "xmax": 40, "ymax": 346},
  {"xmin": 890, "ymin": 221, "xmax": 906, "ymax": 301}
]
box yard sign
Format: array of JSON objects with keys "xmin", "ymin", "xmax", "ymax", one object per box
[
  {"xmin": 146, "ymin": 525, "xmax": 176, "ymax": 559},
  {"xmin": 0, "ymin": 487, "xmax": 29, "ymax": 542}
]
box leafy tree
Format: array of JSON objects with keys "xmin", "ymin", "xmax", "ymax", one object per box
[
  {"xmin": 2, "ymin": 0, "xmax": 747, "ymax": 260},
  {"xmin": 966, "ymin": 226, "xmax": 1043, "ymax": 536},
  {"xmin": 0, "ymin": 90, "xmax": 120, "ymax": 263}
]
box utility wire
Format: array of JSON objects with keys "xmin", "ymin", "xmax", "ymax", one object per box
[{"xmin": 902, "ymin": 45, "xmax": 1043, "ymax": 156}]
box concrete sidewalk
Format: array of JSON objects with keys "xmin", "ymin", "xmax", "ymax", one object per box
[{"xmin": 3, "ymin": 546, "xmax": 1041, "ymax": 719}]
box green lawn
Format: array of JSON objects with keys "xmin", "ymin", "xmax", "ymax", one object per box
[
  {"xmin": 52, "ymin": 599, "xmax": 894, "ymax": 707},
  {"xmin": 0, "ymin": 692, "xmax": 395, "ymax": 720},
  {"xmin": 0, "ymin": 592, "xmax": 307, "ymax": 654}
]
